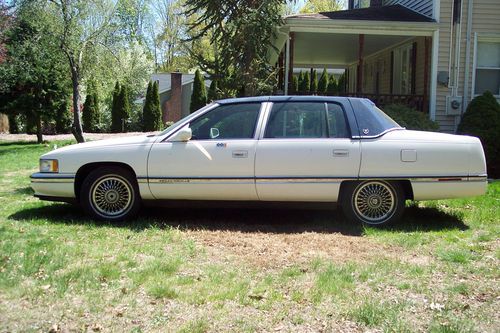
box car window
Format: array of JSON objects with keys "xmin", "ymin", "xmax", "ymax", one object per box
[
  {"xmin": 327, "ymin": 103, "xmax": 350, "ymax": 138},
  {"xmin": 264, "ymin": 102, "xmax": 327, "ymax": 139},
  {"xmin": 350, "ymin": 99, "xmax": 402, "ymax": 137},
  {"xmin": 189, "ymin": 103, "xmax": 261, "ymax": 140}
]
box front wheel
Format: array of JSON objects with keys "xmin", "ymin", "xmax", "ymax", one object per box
[
  {"xmin": 341, "ymin": 180, "xmax": 405, "ymax": 226},
  {"xmin": 80, "ymin": 166, "xmax": 141, "ymax": 222}
]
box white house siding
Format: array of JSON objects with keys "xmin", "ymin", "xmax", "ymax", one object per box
[
  {"xmin": 435, "ymin": 0, "xmax": 500, "ymax": 133},
  {"xmin": 383, "ymin": 0, "xmax": 434, "ymax": 18}
]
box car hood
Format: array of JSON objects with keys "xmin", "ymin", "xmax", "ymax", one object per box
[{"xmin": 42, "ymin": 135, "xmax": 158, "ymax": 157}]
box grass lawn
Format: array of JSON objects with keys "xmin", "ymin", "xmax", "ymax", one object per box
[{"xmin": 0, "ymin": 140, "xmax": 498, "ymax": 332}]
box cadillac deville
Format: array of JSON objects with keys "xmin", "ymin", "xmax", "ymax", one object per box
[{"xmin": 31, "ymin": 96, "xmax": 487, "ymax": 225}]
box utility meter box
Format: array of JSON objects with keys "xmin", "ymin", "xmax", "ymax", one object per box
[{"xmin": 446, "ymin": 96, "xmax": 462, "ymax": 115}]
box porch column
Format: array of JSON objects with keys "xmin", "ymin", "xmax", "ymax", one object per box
[
  {"xmin": 429, "ymin": 30, "xmax": 439, "ymax": 121},
  {"xmin": 357, "ymin": 34, "xmax": 365, "ymax": 94},
  {"xmin": 423, "ymin": 37, "xmax": 431, "ymax": 113},
  {"xmin": 284, "ymin": 32, "xmax": 295, "ymax": 95},
  {"xmin": 284, "ymin": 32, "xmax": 291, "ymax": 95}
]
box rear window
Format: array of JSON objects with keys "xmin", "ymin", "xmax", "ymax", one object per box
[{"xmin": 350, "ymin": 99, "xmax": 402, "ymax": 137}]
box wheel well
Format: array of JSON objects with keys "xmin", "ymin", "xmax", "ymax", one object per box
[
  {"xmin": 339, "ymin": 179, "xmax": 414, "ymax": 201},
  {"xmin": 74, "ymin": 162, "xmax": 137, "ymax": 201}
]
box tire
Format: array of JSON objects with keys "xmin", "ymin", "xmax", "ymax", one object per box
[
  {"xmin": 80, "ymin": 166, "xmax": 141, "ymax": 222},
  {"xmin": 341, "ymin": 180, "xmax": 405, "ymax": 226}
]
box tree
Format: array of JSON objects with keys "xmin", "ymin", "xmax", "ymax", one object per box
[
  {"xmin": 82, "ymin": 86, "xmax": 100, "ymax": 133},
  {"xmin": 0, "ymin": 1, "xmax": 70, "ymax": 143},
  {"xmin": 297, "ymin": 71, "xmax": 304, "ymax": 93},
  {"xmin": 299, "ymin": 71, "xmax": 310, "ymax": 94},
  {"xmin": 119, "ymin": 84, "xmax": 131, "ymax": 132},
  {"xmin": 337, "ymin": 72, "xmax": 346, "ymax": 94},
  {"xmin": 300, "ymin": 0, "xmax": 345, "ymax": 13},
  {"xmin": 184, "ymin": 0, "xmax": 288, "ymax": 96},
  {"xmin": 56, "ymin": 99, "xmax": 72, "ymax": 134},
  {"xmin": 207, "ymin": 80, "xmax": 218, "ymax": 102},
  {"xmin": 327, "ymin": 74, "xmax": 338, "ymax": 95},
  {"xmin": 143, "ymin": 81, "xmax": 162, "ymax": 131},
  {"xmin": 318, "ymin": 69, "xmax": 328, "ymax": 95},
  {"xmin": 190, "ymin": 69, "xmax": 207, "ymax": 113},
  {"xmin": 291, "ymin": 75, "xmax": 299, "ymax": 94},
  {"xmin": 310, "ymin": 69, "xmax": 318, "ymax": 94},
  {"xmin": 46, "ymin": 0, "xmax": 117, "ymax": 143},
  {"xmin": 111, "ymin": 82, "xmax": 122, "ymax": 133}
]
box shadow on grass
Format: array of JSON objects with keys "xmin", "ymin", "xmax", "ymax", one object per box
[{"xmin": 9, "ymin": 201, "xmax": 469, "ymax": 236}]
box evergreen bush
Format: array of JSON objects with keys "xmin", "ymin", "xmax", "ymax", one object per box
[
  {"xmin": 318, "ymin": 69, "xmax": 328, "ymax": 95},
  {"xmin": 310, "ymin": 69, "xmax": 318, "ymax": 94},
  {"xmin": 457, "ymin": 91, "xmax": 500, "ymax": 178},
  {"xmin": 119, "ymin": 84, "xmax": 131, "ymax": 132},
  {"xmin": 190, "ymin": 69, "xmax": 207, "ymax": 113},
  {"xmin": 111, "ymin": 81, "xmax": 122, "ymax": 133},
  {"xmin": 327, "ymin": 74, "xmax": 337, "ymax": 95},
  {"xmin": 337, "ymin": 73, "xmax": 346, "ymax": 94},
  {"xmin": 82, "ymin": 88, "xmax": 100, "ymax": 133},
  {"xmin": 300, "ymin": 71, "xmax": 310, "ymax": 94},
  {"xmin": 291, "ymin": 75, "xmax": 299, "ymax": 95},
  {"xmin": 208, "ymin": 80, "xmax": 218, "ymax": 102},
  {"xmin": 143, "ymin": 81, "xmax": 162, "ymax": 131}
]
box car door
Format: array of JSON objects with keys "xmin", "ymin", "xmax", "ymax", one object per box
[
  {"xmin": 148, "ymin": 102, "xmax": 263, "ymax": 200},
  {"xmin": 255, "ymin": 101, "xmax": 361, "ymax": 201}
]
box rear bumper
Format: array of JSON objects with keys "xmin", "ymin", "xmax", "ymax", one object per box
[
  {"xmin": 30, "ymin": 173, "xmax": 76, "ymax": 201},
  {"xmin": 411, "ymin": 176, "xmax": 487, "ymax": 200}
]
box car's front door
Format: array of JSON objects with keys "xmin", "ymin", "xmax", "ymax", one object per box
[
  {"xmin": 148, "ymin": 102, "xmax": 263, "ymax": 200},
  {"xmin": 255, "ymin": 101, "xmax": 361, "ymax": 201}
]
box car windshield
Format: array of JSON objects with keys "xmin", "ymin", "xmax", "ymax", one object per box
[
  {"xmin": 351, "ymin": 99, "xmax": 403, "ymax": 137},
  {"xmin": 157, "ymin": 103, "xmax": 217, "ymax": 136}
]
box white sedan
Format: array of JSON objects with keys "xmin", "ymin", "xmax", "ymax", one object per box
[{"xmin": 31, "ymin": 96, "xmax": 487, "ymax": 225}]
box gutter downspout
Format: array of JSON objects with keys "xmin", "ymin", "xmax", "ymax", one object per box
[{"xmin": 463, "ymin": 0, "xmax": 474, "ymax": 111}]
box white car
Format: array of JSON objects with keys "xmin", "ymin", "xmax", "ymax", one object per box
[{"xmin": 31, "ymin": 97, "xmax": 487, "ymax": 225}]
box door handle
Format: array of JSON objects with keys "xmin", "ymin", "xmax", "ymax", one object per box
[
  {"xmin": 333, "ymin": 149, "xmax": 349, "ymax": 157},
  {"xmin": 232, "ymin": 150, "xmax": 248, "ymax": 158}
]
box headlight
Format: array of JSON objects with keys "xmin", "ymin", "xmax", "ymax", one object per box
[{"xmin": 39, "ymin": 159, "xmax": 59, "ymax": 173}]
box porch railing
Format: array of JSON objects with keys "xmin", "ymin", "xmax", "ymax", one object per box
[{"xmin": 281, "ymin": 91, "xmax": 427, "ymax": 113}]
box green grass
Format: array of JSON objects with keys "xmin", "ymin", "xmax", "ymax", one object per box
[{"xmin": 0, "ymin": 140, "xmax": 498, "ymax": 332}]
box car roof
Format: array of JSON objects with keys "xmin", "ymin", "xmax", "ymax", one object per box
[{"xmin": 216, "ymin": 95, "xmax": 364, "ymax": 104}]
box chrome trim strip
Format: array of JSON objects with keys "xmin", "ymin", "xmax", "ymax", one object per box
[
  {"xmin": 352, "ymin": 127, "xmax": 405, "ymax": 139},
  {"xmin": 31, "ymin": 178, "xmax": 74, "ymax": 184},
  {"xmin": 256, "ymin": 178, "xmax": 348, "ymax": 184}
]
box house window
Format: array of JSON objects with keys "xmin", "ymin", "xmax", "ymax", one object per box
[
  {"xmin": 475, "ymin": 40, "xmax": 500, "ymax": 97},
  {"xmin": 392, "ymin": 44, "xmax": 413, "ymax": 95}
]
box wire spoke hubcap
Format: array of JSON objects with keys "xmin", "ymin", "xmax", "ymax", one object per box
[
  {"xmin": 91, "ymin": 176, "xmax": 133, "ymax": 217},
  {"xmin": 354, "ymin": 181, "xmax": 395, "ymax": 223}
]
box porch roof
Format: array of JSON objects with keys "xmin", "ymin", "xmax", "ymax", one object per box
[{"xmin": 286, "ymin": 4, "xmax": 435, "ymax": 23}]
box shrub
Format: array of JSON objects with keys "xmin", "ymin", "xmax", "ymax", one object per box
[
  {"xmin": 310, "ymin": 69, "xmax": 318, "ymax": 94},
  {"xmin": 383, "ymin": 104, "xmax": 439, "ymax": 131},
  {"xmin": 111, "ymin": 81, "xmax": 122, "ymax": 133},
  {"xmin": 119, "ymin": 85, "xmax": 131, "ymax": 132},
  {"xmin": 337, "ymin": 73, "xmax": 346, "ymax": 94},
  {"xmin": 457, "ymin": 91, "xmax": 500, "ymax": 178},
  {"xmin": 297, "ymin": 71, "xmax": 304, "ymax": 94},
  {"xmin": 208, "ymin": 80, "xmax": 218, "ymax": 102},
  {"xmin": 55, "ymin": 100, "xmax": 72, "ymax": 134},
  {"xmin": 291, "ymin": 75, "xmax": 299, "ymax": 95},
  {"xmin": 327, "ymin": 74, "xmax": 337, "ymax": 95},
  {"xmin": 143, "ymin": 81, "xmax": 162, "ymax": 131},
  {"xmin": 318, "ymin": 69, "xmax": 328, "ymax": 95},
  {"xmin": 190, "ymin": 69, "xmax": 207, "ymax": 113},
  {"xmin": 300, "ymin": 71, "xmax": 310, "ymax": 94},
  {"xmin": 82, "ymin": 88, "xmax": 100, "ymax": 133}
]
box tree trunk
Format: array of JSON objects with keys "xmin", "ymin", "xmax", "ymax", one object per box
[
  {"xmin": 70, "ymin": 65, "xmax": 85, "ymax": 143},
  {"xmin": 36, "ymin": 114, "xmax": 43, "ymax": 144}
]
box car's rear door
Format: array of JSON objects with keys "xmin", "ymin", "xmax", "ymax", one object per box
[
  {"xmin": 255, "ymin": 101, "xmax": 361, "ymax": 201},
  {"xmin": 148, "ymin": 102, "xmax": 263, "ymax": 200}
]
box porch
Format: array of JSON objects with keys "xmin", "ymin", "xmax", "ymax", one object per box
[{"xmin": 271, "ymin": 5, "xmax": 439, "ymax": 114}]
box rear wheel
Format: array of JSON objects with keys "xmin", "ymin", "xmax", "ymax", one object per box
[
  {"xmin": 341, "ymin": 180, "xmax": 404, "ymax": 226},
  {"xmin": 80, "ymin": 166, "xmax": 141, "ymax": 221}
]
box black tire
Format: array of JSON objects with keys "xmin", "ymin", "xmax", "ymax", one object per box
[
  {"xmin": 341, "ymin": 180, "xmax": 405, "ymax": 226},
  {"xmin": 80, "ymin": 166, "xmax": 141, "ymax": 222}
]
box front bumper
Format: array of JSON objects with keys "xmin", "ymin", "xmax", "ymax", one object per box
[{"xmin": 30, "ymin": 173, "xmax": 76, "ymax": 200}]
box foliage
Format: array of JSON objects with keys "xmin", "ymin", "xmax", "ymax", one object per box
[
  {"xmin": 337, "ymin": 72, "xmax": 346, "ymax": 94},
  {"xmin": 0, "ymin": 1, "xmax": 71, "ymax": 142},
  {"xmin": 143, "ymin": 81, "xmax": 162, "ymax": 131},
  {"xmin": 299, "ymin": 71, "xmax": 310, "ymax": 94},
  {"xmin": 207, "ymin": 80, "xmax": 219, "ymax": 102},
  {"xmin": 383, "ymin": 104, "xmax": 439, "ymax": 131},
  {"xmin": 111, "ymin": 82, "xmax": 122, "ymax": 133},
  {"xmin": 318, "ymin": 69, "xmax": 328, "ymax": 95},
  {"xmin": 300, "ymin": 0, "xmax": 344, "ymax": 13},
  {"xmin": 291, "ymin": 75, "xmax": 299, "ymax": 94},
  {"xmin": 82, "ymin": 85, "xmax": 101, "ymax": 133},
  {"xmin": 327, "ymin": 74, "xmax": 337, "ymax": 95},
  {"xmin": 55, "ymin": 99, "xmax": 72, "ymax": 134},
  {"xmin": 310, "ymin": 69, "xmax": 318, "ymax": 94},
  {"xmin": 184, "ymin": 0, "xmax": 286, "ymax": 96},
  {"xmin": 457, "ymin": 91, "xmax": 500, "ymax": 178},
  {"xmin": 190, "ymin": 69, "xmax": 207, "ymax": 113}
]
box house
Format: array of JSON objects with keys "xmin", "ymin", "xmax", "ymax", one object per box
[
  {"xmin": 271, "ymin": 0, "xmax": 500, "ymax": 132},
  {"xmin": 144, "ymin": 73, "xmax": 211, "ymax": 123}
]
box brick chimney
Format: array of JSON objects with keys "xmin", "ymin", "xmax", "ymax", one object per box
[{"xmin": 164, "ymin": 72, "xmax": 182, "ymax": 123}]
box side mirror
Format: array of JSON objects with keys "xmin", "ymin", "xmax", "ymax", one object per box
[{"xmin": 170, "ymin": 127, "xmax": 192, "ymax": 142}]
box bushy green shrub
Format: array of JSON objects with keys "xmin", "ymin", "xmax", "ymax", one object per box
[
  {"xmin": 383, "ymin": 104, "xmax": 439, "ymax": 131},
  {"xmin": 300, "ymin": 71, "xmax": 310, "ymax": 94},
  {"xmin": 458, "ymin": 91, "xmax": 500, "ymax": 178},
  {"xmin": 327, "ymin": 74, "xmax": 337, "ymax": 95},
  {"xmin": 291, "ymin": 75, "xmax": 299, "ymax": 94},
  {"xmin": 143, "ymin": 81, "xmax": 162, "ymax": 131},
  {"xmin": 82, "ymin": 88, "xmax": 100, "ymax": 133},
  {"xmin": 318, "ymin": 69, "xmax": 328, "ymax": 95},
  {"xmin": 310, "ymin": 69, "xmax": 318, "ymax": 94},
  {"xmin": 337, "ymin": 73, "xmax": 346, "ymax": 94},
  {"xmin": 111, "ymin": 81, "xmax": 122, "ymax": 133},
  {"xmin": 190, "ymin": 69, "xmax": 207, "ymax": 113}
]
